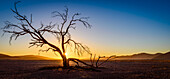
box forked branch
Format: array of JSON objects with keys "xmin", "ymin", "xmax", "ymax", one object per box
[{"xmin": 2, "ymin": 1, "xmax": 63, "ymax": 57}]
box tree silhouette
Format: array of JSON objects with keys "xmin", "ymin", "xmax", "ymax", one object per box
[
  {"xmin": 2, "ymin": 1, "xmax": 92, "ymax": 67},
  {"xmin": 2, "ymin": 1, "xmax": 115, "ymax": 70}
]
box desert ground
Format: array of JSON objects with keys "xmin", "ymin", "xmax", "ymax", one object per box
[{"xmin": 0, "ymin": 60, "xmax": 169, "ymax": 79}]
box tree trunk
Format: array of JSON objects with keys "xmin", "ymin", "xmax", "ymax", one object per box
[
  {"xmin": 62, "ymin": 54, "xmax": 69, "ymax": 67},
  {"xmin": 61, "ymin": 35, "xmax": 69, "ymax": 67}
]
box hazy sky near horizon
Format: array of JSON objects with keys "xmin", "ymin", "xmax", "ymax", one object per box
[{"xmin": 0, "ymin": 0, "xmax": 170, "ymax": 59}]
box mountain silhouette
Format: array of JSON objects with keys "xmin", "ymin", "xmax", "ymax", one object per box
[
  {"xmin": 115, "ymin": 52, "xmax": 169, "ymax": 60},
  {"xmin": 131, "ymin": 53, "xmax": 162, "ymax": 59},
  {"xmin": 0, "ymin": 54, "xmax": 12, "ymax": 58},
  {"xmin": 0, "ymin": 54, "xmax": 55, "ymax": 60},
  {"xmin": 152, "ymin": 52, "xmax": 170, "ymax": 60}
]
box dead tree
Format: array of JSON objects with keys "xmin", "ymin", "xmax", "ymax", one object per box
[
  {"xmin": 2, "ymin": 1, "xmax": 92, "ymax": 67},
  {"xmin": 2, "ymin": 1, "xmax": 115, "ymax": 69}
]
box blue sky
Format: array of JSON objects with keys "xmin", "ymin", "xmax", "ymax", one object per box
[{"xmin": 0, "ymin": 0, "xmax": 170, "ymax": 58}]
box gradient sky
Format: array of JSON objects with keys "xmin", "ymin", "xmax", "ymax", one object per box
[{"xmin": 0, "ymin": 0, "xmax": 170, "ymax": 59}]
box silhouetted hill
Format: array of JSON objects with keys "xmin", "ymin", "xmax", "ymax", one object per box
[
  {"xmin": 0, "ymin": 54, "xmax": 55, "ymax": 60},
  {"xmin": 0, "ymin": 54, "xmax": 12, "ymax": 58},
  {"xmin": 131, "ymin": 53, "xmax": 161, "ymax": 59},
  {"xmin": 115, "ymin": 52, "xmax": 169, "ymax": 60},
  {"xmin": 152, "ymin": 52, "xmax": 170, "ymax": 60}
]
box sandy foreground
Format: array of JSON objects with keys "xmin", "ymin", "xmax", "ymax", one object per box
[{"xmin": 0, "ymin": 60, "xmax": 169, "ymax": 79}]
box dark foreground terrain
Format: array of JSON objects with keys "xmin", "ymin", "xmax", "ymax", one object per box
[{"xmin": 0, "ymin": 60, "xmax": 169, "ymax": 79}]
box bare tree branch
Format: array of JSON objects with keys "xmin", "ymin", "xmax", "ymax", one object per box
[
  {"xmin": 2, "ymin": 2, "xmax": 95, "ymax": 68},
  {"xmin": 52, "ymin": 7, "xmax": 68, "ymax": 34},
  {"xmin": 64, "ymin": 39, "xmax": 91, "ymax": 56},
  {"xmin": 2, "ymin": 1, "xmax": 63, "ymax": 57},
  {"xmin": 96, "ymin": 55, "xmax": 116, "ymax": 67},
  {"xmin": 39, "ymin": 48, "xmax": 56, "ymax": 52},
  {"xmin": 63, "ymin": 13, "xmax": 91, "ymax": 36}
]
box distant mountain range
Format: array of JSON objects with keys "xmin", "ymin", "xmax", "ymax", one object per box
[
  {"xmin": 115, "ymin": 52, "xmax": 170, "ymax": 60},
  {"xmin": 0, "ymin": 54, "xmax": 55, "ymax": 60},
  {"xmin": 0, "ymin": 52, "xmax": 170, "ymax": 60}
]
